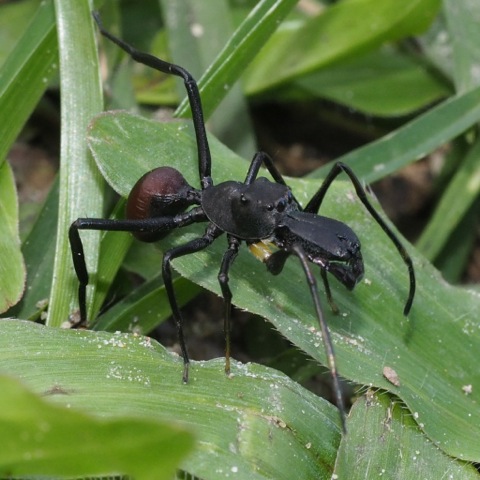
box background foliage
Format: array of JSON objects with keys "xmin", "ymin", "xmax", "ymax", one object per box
[{"xmin": 1, "ymin": 0, "xmax": 479, "ymax": 478}]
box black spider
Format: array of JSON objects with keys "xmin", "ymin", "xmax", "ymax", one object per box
[{"xmin": 69, "ymin": 13, "xmax": 416, "ymax": 432}]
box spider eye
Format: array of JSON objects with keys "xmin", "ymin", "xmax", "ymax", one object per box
[
  {"xmin": 276, "ymin": 198, "xmax": 286, "ymax": 212},
  {"xmin": 266, "ymin": 204, "xmax": 274, "ymax": 211}
]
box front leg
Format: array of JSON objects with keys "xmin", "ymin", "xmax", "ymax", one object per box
[
  {"xmin": 69, "ymin": 208, "xmax": 206, "ymax": 326},
  {"xmin": 264, "ymin": 249, "xmax": 290, "ymax": 276},
  {"xmin": 244, "ymin": 152, "xmax": 287, "ymax": 186},
  {"xmin": 304, "ymin": 162, "xmax": 415, "ymax": 315}
]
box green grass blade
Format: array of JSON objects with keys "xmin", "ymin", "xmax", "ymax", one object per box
[
  {"xmin": 307, "ymin": 83, "xmax": 480, "ymax": 183},
  {"xmin": 175, "ymin": 0, "xmax": 298, "ymax": 120},
  {"xmin": 0, "ymin": 1, "xmax": 58, "ymax": 317},
  {"xmin": 334, "ymin": 391, "xmax": 480, "ymax": 479},
  {"xmin": 444, "ymin": 0, "xmax": 480, "ymax": 93},
  {"xmin": 0, "ymin": 162, "xmax": 24, "ymax": 313},
  {"xmin": 47, "ymin": 1, "xmax": 105, "ymax": 326},
  {"xmin": 415, "ymin": 2, "xmax": 480, "ymax": 262},
  {"xmin": 0, "ymin": 319, "xmax": 341, "ymax": 479},
  {"xmin": 6, "ymin": 179, "xmax": 59, "ymax": 321},
  {"xmin": 0, "ymin": 374, "xmax": 194, "ymax": 479},
  {"xmin": 88, "ymin": 111, "xmax": 480, "ymax": 462},
  {"xmin": 90, "ymin": 199, "xmax": 134, "ymax": 321},
  {"xmin": 0, "ymin": 0, "xmax": 42, "ymax": 64},
  {"xmin": 416, "ymin": 139, "xmax": 480, "ymax": 260},
  {"xmin": 434, "ymin": 205, "xmax": 479, "ymax": 283},
  {"xmin": 161, "ymin": 0, "xmax": 256, "ymax": 156},
  {"xmin": 93, "ymin": 276, "xmax": 202, "ymax": 334},
  {"xmin": 0, "ymin": 0, "xmax": 57, "ymax": 165}
]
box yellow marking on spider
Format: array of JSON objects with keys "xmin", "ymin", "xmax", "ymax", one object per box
[{"xmin": 248, "ymin": 241, "xmax": 274, "ymax": 262}]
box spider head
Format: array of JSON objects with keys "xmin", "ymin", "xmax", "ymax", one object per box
[{"xmin": 232, "ymin": 178, "xmax": 297, "ymax": 238}]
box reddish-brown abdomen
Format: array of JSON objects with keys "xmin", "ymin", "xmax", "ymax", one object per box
[{"xmin": 126, "ymin": 166, "xmax": 193, "ymax": 241}]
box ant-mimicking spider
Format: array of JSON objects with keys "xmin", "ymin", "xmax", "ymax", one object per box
[{"xmin": 69, "ymin": 12, "xmax": 416, "ymax": 432}]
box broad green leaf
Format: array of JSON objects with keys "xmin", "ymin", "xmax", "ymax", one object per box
[
  {"xmin": 0, "ymin": 319, "xmax": 341, "ymax": 479},
  {"xmin": 0, "ymin": 162, "xmax": 25, "ymax": 313},
  {"xmin": 0, "ymin": 374, "xmax": 194, "ymax": 479},
  {"xmin": 47, "ymin": 1, "xmax": 105, "ymax": 327},
  {"xmin": 88, "ymin": 111, "xmax": 480, "ymax": 461},
  {"xmin": 334, "ymin": 391, "xmax": 479, "ymax": 479},
  {"xmin": 244, "ymin": 0, "xmax": 441, "ymax": 94},
  {"xmin": 293, "ymin": 48, "xmax": 451, "ymax": 117}
]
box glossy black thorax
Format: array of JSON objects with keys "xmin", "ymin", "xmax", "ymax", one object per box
[{"xmin": 202, "ymin": 177, "xmax": 296, "ymax": 240}]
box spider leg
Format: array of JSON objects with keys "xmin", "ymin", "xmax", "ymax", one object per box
[
  {"xmin": 93, "ymin": 12, "xmax": 212, "ymax": 188},
  {"xmin": 243, "ymin": 151, "xmax": 303, "ymax": 208},
  {"xmin": 217, "ymin": 236, "xmax": 241, "ymax": 376},
  {"xmin": 290, "ymin": 243, "xmax": 346, "ymax": 433},
  {"xmin": 303, "ymin": 162, "xmax": 354, "ymax": 214},
  {"xmin": 162, "ymin": 224, "xmax": 223, "ymax": 383},
  {"xmin": 69, "ymin": 208, "xmax": 206, "ymax": 325},
  {"xmin": 244, "ymin": 152, "xmax": 287, "ymax": 185},
  {"xmin": 304, "ymin": 162, "xmax": 415, "ymax": 315},
  {"xmin": 265, "ymin": 249, "xmax": 290, "ymax": 275}
]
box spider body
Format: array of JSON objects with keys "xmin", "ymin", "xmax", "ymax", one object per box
[
  {"xmin": 69, "ymin": 13, "xmax": 417, "ymax": 433},
  {"xmin": 202, "ymin": 178, "xmax": 295, "ymax": 239}
]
